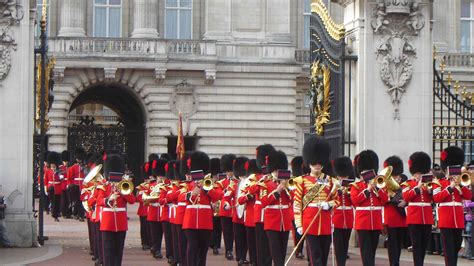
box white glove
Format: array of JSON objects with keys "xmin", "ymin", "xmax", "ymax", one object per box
[
  {"xmin": 321, "ymin": 201, "xmax": 330, "ymax": 210},
  {"xmin": 59, "ymin": 174, "xmax": 64, "ymax": 180},
  {"xmin": 224, "ymin": 202, "xmax": 230, "ymax": 210},
  {"xmin": 296, "ymin": 227, "xmax": 303, "ymax": 235}
]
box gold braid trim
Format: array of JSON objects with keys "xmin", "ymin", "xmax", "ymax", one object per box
[{"xmin": 311, "ymin": 0, "xmax": 345, "ymax": 41}]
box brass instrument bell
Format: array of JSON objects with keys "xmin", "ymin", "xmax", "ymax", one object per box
[
  {"xmin": 117, "ymin": 179, "xmax": 134, "ymax": 195},
  {"xmin": 460, "ymin": 172, "xmax": 472, "ymax": 187},
  {"xmin": 287, "ymin": 176, "xmax": 303, "ymax": 191},
  {"xmin": 201, "ymin": 176, "xmax": 214, "ymax": 191}
]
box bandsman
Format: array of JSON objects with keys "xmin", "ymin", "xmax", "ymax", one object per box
[
  {"xmin": 159, "ymin": 157, "xmax": 174, "ymax": 264},
  {"xmin": 67, "ymin": 148, "xmax": 86, "ymax": 221},
  {"xmin": 45, "ymin": 151, "xmax": 63, "ymax": 221},
  {"xmin": 136, "ymin": 162, "xmax": 151, "ymax": 251},
  {"xmin": 290, "ymin": 156, "xmax": 305, "ymax": 260},
  {"xmin": 209, "ymin": 158, "xmax": 223, "ymax": 255},
  {"xmin": 60, "ymin": 150, "xmax": 72, "ymax": 218}
]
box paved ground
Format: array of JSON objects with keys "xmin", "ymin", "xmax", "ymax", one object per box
[{"xmin": 1, "ymin": 201, "xmax": 472, "ymax": 265}]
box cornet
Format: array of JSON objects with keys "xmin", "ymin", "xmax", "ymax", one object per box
[
  {"xmin": 201, "ymin": 175, "xmax": 214, "ymax": 191},
  {"xmin": 115, "ymin": 179, "xmax": 134, "ymax": 196},
  {"xmin": 459, "ymin": 172, "xmax": 473, "ymax": 187}
]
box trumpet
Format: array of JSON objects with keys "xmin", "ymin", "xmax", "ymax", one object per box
[
  {"xmin": 460, "ymin": 172, "xmax": 473, "ymax": 187},
  {"xmin": 201, "ymin": 176, "xmax": 214, "ymax": 191},
  {"xmin": 116, "ymin": 179, "xmax": 134, "ymax": 196}
]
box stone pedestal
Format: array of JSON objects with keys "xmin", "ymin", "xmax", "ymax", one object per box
[
  {"xmin": 57, "ymin": 0, "xmax": 86, "ymax": 37},
  {"xmin": 131, "ymin": 0, "xmax": 159, "ymax": 38},
  {"xmin": 0, "ymin": 0, "xmax": 37, "ymax": 247}
]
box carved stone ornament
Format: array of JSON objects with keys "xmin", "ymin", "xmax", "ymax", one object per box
[
  {"xmin": 205, "ymin": 69, "xmax": 216, "ymax": 85},
  {"xmin": 0, "ymin": 1, "xmax": 24, "ymax": 81},
  {"xmin": 53, "ymin": 66, "xmax": 65, "ymax": 82},
  {"xmin": 104, "ymin": 67, "xmax": 117, "ymax": 80},
  {"xmin": 155, "ymin": 68, "xmax": 166, "ymax": 83},
  {"xmin": 371, "ymin": 0, "xmax": 424, "ymax": 119},
  {"xmin": 169, "ymin": 80, "xmax": 198, "ymax": 119}
]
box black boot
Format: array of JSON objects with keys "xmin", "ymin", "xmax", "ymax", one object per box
[{"xmin": 225, "ymin": 250, "xmax": 234, "ymax": 260}]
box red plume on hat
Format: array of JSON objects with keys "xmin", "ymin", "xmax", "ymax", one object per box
[
  {"xmin": 187, "ymin": 158, "xmax": 191, "ymax": 169},
  {"xmin": 245, "ymin": 161, "xmax": 249, "ymax": 171},
  {"xmin": 152, "ymin": 160, "xmax": 157, "ymax": 169},
  {"xmin": 144, "ymin": 162, "xmax": 149, "ymax": 174},
  {"xmin": 440, "ymin": 150, "xmax": 448, "ymax": 161},
  {"xmin": 165, "ymin": 163, "xmax": 169, "ymax": 173},
  {"xmin": 408, "ymin": 159, "xmax": 413, "ymax": 169},
  {"xmin": 103, "ymin": 152, "xmax": 107, "ymax": 162}
]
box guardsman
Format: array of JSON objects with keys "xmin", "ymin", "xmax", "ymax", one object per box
[
  {"xmin": 136, "ymin": 162, "xmax": 151, "ymax": 251},
  {"xmin": 67, "ymin": 148, "xmax": 86, "ymax": 221},
  {"xmin": 223, "ymin": 156, "xmax": 249, "ymax": 265},
  {"xmin": 383, "ymin": 156, "xmax": 407, "ymax": 266},
  {"xmin": 433, "ymin": 146, "xmax": 473, "ymax": 266},
  {"xmin": 401, "ymin": 151, "xmax": 433, "ymax": 266},
  {"xmin": 216, "ymin": 153, "xmax": 237, "ymax": 260},
  {"xmin": 167, "ymin": 160, "xmax": 184, "ymax": 266},
  {"xmin": 60, "ymin": 150, "xmax": 72, "ymax": 218},
  {"xmin": 350, "ymin": 150, "xmax": 388, "ymax": 266},
  {"xmin": 290, "ymin": 156, "xmax": 305, "ymax": 260},
  {"xmin": 176, "ymin": 152, "xmax": 194, "ymax": 266},
  {"xmin": 261, "ymin": 150, "xmax": 292, "ymax": 266},
  {"xmin": 209, "ymin": 158, "xmax": 222, "ymax": 255},
  {"xmin": 294, "ymin": 136, "xmax": 337, "ymax": 266},
  {"xmin": 45, "ymin": 151, "xmax": 63, "ymax": 221},
  {"xmin": 96, "ymin": 154, "xmax": 136, "ymax": 266},
  {"xmin": 332, "ymin": 156, "xmax": 355, "ymax": 266},
  {"xmin": 159, "ymin": 157, "xmax": 174, "ymax": 264},
  {"xmin": 182, "ymin": 151, "xmax": 222, "ymax": 266}
]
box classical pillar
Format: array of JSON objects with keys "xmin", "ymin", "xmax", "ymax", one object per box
[
  {"xmin": 131, "ymin": 0, "xmax": 159, "ymax": 38},
  {"xmin": 57, "ymin": 0, "xmax": 86, "ymax": 37}
]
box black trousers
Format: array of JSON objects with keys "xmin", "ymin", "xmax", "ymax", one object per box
[
  {"xmin": 94, "ymin": 222, "xmax": 103, "ymax": 264},
  {"xmin": 333, "ymin": 228, "xmax": 352, "ymax": 266},
  {"xmin": 139, "ymin": 216, "xmax": 150, "ymax": 247},
  {"xmin": 266, "ymin": 230, "xmax": 289, "ymax": 266},
  {"xmin": 221, "ymin": 217, "xmax": 234, "ymax": 252},
  {"xmin": 171, "ymin": 224, "xmax": 181, "ymax": 264},
  {"xmin": 306, "ymin": 235, "xmax": 331, "ymax": 266},
  {"xmin": 102, "ymin": 231, "xmax": 126, "ymax": 266},
  {"xmin": 234, "ymin": 223, "xmax": 248, "ymax": 261},
  {"xmin": 162, "ymin": 221, "xmax": 173, "ymax": 259},
  {"xmin": 41, "ymin": 190, "xmax": 50, "ymax": 212},
  {"xmin": 68, "ymin": 185, "xmax": 84, "ymax": 218},
  {"xmin": 210, "ymin": 216, "xmax": 222, "ymax": 249},
  {"xmin": 177, "ymin": 224, "xmax": 188, "ymax": 266},
  {"xmin": 60, "ymin": 189, "xmax": 71, "ymax": 217},
  {"xmin": 292, "ymin": 220, "xmax": 304, "ymax": 254},
  {"xmin": 185, "ymin": 229, "xmax": 211, "ymax": 266},
  {"xmin": 408, "ymin": 224, "xmax": 431, "ymax": 266},
  {"xmin": 357, "ymin": 230, "xmax": 380, "ymax": 266},
  {"xmin": 255, "ymin": 223, "xmax": 272, "ymax": 266},
  {"xmin": 246, "ymin": 226, "xmax": 257, "ymax": 264},
  {"xmin": 149, "ymin": 221, "xmax": 163, "ymax": 255},
  {"xmin": 386, "ymin": 227, "xmax": 405, "ymax": 266},
  {"xmin": 48, "ymin": 187, "xmax": 61, "ymax": 219},
  {"xmin": 87, "ymin": 218, "xmax": 94, "ymax": 253},
  {"xmin": 440, "ymin": 228, "xmax": 463, "ymax": 266}
]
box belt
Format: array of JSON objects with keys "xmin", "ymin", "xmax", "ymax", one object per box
[
  {"xmin": 48, "ymin": 181, "xmax": 61, "ymax": 185},
  {"xmin": 336, "ymin": 206, "xmax": 353, "ymax": 210},
  {"xmin": 167, "ymin": 203, "xmax": 173, "ymax": 207},
  {"xmin": 186, "ymin": 204, "xmax": 211, "ymax": 209},
  {"xmin": 255, "ymin": 201, "xmax": 262, "ymax": 205},
  {"xmin": 266, "ymin": 205, "xmax": 289, "ymax": 209},
  {"xmin": 408, "ymin": 202, "xmax": 431, "ymax": 207},
  {"xmin": 439, "ymin": 202, "xmax": 463, "ymax": 207},
  {"xmin": 102, "ymin": 207, "xmax": 126, "ymax": 212},
  {"xmin": 177, "ymin": 202, "xmax": 186, "ymax": 206},
  {"xmin": 356, "ymin": 206, "xmax": 382, "ymax": 211},
  {"xmin": 150, "ymin": 203, "xmax": 160, "ymax": 207},
  {"xmin": 74, "ymin": 178, "xmax": 84, "ymax": 181}
]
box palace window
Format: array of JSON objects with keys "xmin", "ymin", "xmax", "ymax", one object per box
[
  {"xmin": 304, "ymin": 0, "xmax": 329, "ymax": 48},
  {"xmin": 35, "ymin": 0, "xmax": 50, "ymax": 37},
  {"xmin": 94, "ymin": 0, "xmax": 122, "ymax": 37},
  {"xmin": 461, "ymin": 0, "xmax": 474, "ymax": 52},
  {"xmin": 165, "ymin": 0, "xmax": 192, "ymax": 39}
]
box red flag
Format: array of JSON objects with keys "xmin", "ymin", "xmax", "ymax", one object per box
[{"xmin": 176, "ymin": 112, "xmax": 185, "ymax": 160}]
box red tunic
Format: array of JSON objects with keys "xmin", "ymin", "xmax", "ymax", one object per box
[
  {"xmin": 237, "ymin": 184, "xmax": 256, "ymax": 227},
  {"xmin": 135, "ymin": 182, "xmax": 149, "ymax": 217},
  {"xmin": 332, "ymin": 190, "xmax": 354, "ymax": 229},
  {"xmin": 97, "ymin": 183, "xmax": 136, "ymax": 232},
  {"xmin": 402, "ymin": 180, "xmax": 434, "ymax": 225},
  {"xmin": 67, "ymin": 163, "xmax": 85, "ymax": 188},
  {"xmin": 175, "ymin": 182, "xmax": 190, "ymax": 225},
  {"xmin": 222, "ymin": 178, "xmax": 245, "ymax": 224},
  {"xmin": 182, "ymin": 181, "xmax": 221, "ymax": 230},
  {"xmin": 433, "ymin": 178, "xmax": 472, "ymax": 229},
  {"xmin": 159, "ymin": 180, "xmax": 171, "ymax": 222},
  {"xmin": 383, "ymin": 190, "xmax": 407, "ymax": 228},
  {"xmin": 216, "ymin": 178, "xmax": 235, "ymax": 217},
  {"xmin": 350, "ymin": 180, "xmax": 388, "ymax": 230},
  {"xmin": 261, "ymin": 178, "xmax": 292, "ymax": 232},
  {"xmin": 247, "ymin": 173, "xmax": 266, "ymax": 224},
  {"xmin": 59, "ymin": 165, "xmax": 69, "ymax": 191},
  {"xmin": 44, "ymin": 168, "xmax": 63, "ymax": 195},
  {"xmin": 146, "ymin": 181, "xmax": 161, "ymax": 222},
  {"xmin": 166, "ymin": 183, "xmax": 181, "ymax": 224}
]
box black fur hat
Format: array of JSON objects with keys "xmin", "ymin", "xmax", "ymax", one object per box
[
  {"xmin": 333, "ymin": 156, "xmax": 354, "ymax": 178},
  {"xmin": 87, "ymin": 153, "xmax": 102, "ymax": 167},
  {"xmin": 256, "ymin": 144, "xmax": 275, "ymax": 169},
  {"xmin": 148, "ymin": 153, "xmax": 159, "ymax": 163},
  {"xmin": 143, "ymin": 162, "xmax": 152, "ymax": 178},
  {"xmin": 233, "ymin": 157, "xmax": 249, "ymax": 177},
  {"xmin": 165, "ymin": 160, "xmax": 176, "ymax": 180},
  {"xmin": 190, "ymin": 151, "xmax": 210, "ymax": 174},
  {"xmin": 267, "ymin": 150, "xmax": 288, "ymax": 172},
  {"xmin": 220, "ymin": 154, "xmax": 236, "ymax": 172},
  {"xmin": 104, "ymin": 154, "xmax": 125, "ymax": 179},
  {"xmin": 209, "ymin": 158, "xmax": 221, "ymax": 176},
  {"xmin": 179, "ymin": 152, "xmax": 193, "ymax": 177},
  {"xmin": 384, "ymin": 156, "xmax": 404, "ymax": 176},
  {"xmin": 47, "ymin": 151, "xmax": 61, "ymax": 166},
  {"xmin": 61, "ymin": 150, "xmax": 70, "ymax": 162},
  {"xmin": 152, "ymin": 159, "xmax": 167, "ymax": 177},
  {"xmin": 302, "ymin": 136, "xmax": 331, "ymax": 167},
  {"xmin": 160, "ymin": 153, "xmax": 171, "ymax": 162},
  {"xmin": 291, "ymin": 156, "xmax": 304, "ymax": 177},
  {"xmin": 246, "ymin": 159, "xmax": 261, "ymax": 176},
  {"xmin": 409, "ymin": 152, "xmax": 431, "ymax": 175},
  {"xmin": 440, "ymin": 146, "xmax": 464, "ymax": 170},
  {"xmin": 322, "ymin": 161, "xmax": 334, "ymax": 177},
  {"xmin": 356, "ymin": 150, "xmax": 379, "ymax": 175},
  {"xmin": 175, "ymin": 160, "xmax": 185, "ymax": 181},
  {"xmin": 75, "ymin": 148, "xmax": 86, "ymax": 161}
]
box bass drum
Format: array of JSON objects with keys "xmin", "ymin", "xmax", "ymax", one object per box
[{"xmin": 236, "ymin": 177, "xmax": 251, "ymax": 219}]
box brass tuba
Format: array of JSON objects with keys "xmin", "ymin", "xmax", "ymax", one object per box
[
  {"xmin": 372, "ymin": 166, "xmax": 400, "ymax": 192},
  {"xmin": 83, "ymin": 164, "xmax": 104, "ymax": 185}
]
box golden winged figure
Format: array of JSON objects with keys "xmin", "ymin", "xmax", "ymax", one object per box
[{"xmin": 310, "ymin": 60, "xmax": 331, "ymax": 135}]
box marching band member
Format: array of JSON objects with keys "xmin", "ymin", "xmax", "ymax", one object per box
[
  {"xmin": 82, "ymin": 153, "xmax": 101, "ymax": 259},
  {"xmin": 209, "ymin": 158, "xmax": 222, "ymax": 255},
  {"xmin": 182, "ymin": 151, "xmax": 222, "ymax": 266},
  {"xmin": 159, "ymin": 158, "xmax": 174, "ymax": 264},
  {"xmin": 401, "ymin": 151, "xmax": 433, "ymax": 266},
  {"xmin": 261, "ymin": 150, "xmax": 292, "ymax": 266},
  {"xmin": 294, "ymin": 136, "xmax": 338, "ymax": 266},
  {"xmin": 217, "ymin": 153, "xmax": 237, "ymax": 260},
  {"xmin": 433, "ymin": 146, "xmax": 472, "ymax": 266},
  {"xmin": 332, "ymin": 156, "xmax": 355, "ymax": 266},
  {"xmin": 67, "ymin": 148, "xmax": 86, "ymax": 221},
  {"xmin": 166, "ymin": 160, "xmax": 185, "ymax": 266},
  {"xmin": 96, "ymin": 153, "xmax": 136, "ymax": 266},
  {"xmin": 136, "ymin": 162, "xmax": 151, "ymax": 250},
  {"xmin": 290, "ymin": 156, "xmax": 305, "ymax": 260},
  {"xmin": 60, "ymin": 150, "xmax": 72, "ymax": 219},
  {"xmin": 350, "ymin": 150, "xmax": 388, "ymax": 266},
  {"xmin": 44, "ymin": 152, "xmax": 63, "ymax": 222},
  {"xmin": 383, "ymin": 156, "xmax": 407, "ymax": 266}
]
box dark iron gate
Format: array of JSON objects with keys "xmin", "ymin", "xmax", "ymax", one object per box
[{"xmin": 432, "ymin": 56, "xmax": 474, "ymax": 163}]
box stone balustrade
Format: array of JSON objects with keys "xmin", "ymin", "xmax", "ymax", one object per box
[{"xmin": 442, "ymin": 53, "xmax": 474, "ymax": 68}]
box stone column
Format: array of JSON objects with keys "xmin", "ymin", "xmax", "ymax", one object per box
[
  {"xmin": 131, "ymin": 0, "xmax": 159, "ymax": 38},
  {"xmin": 57, "ymin": 0, "xmax": 86, "ymax": 37}
]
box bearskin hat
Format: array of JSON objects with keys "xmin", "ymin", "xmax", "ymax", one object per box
[
  {"xmin": 220, "ymin": 154, "xmax": 236, "ymax": 172},
  {"xmin": 333, "ymin": 156, "xmax": 354, "ymax": 178},
  {"xmin": 267, "ymin": 150, "xmax": 288, "ymax": 172},
  {"xmin": 322, "ymin": 161, "xmax": 334, "ymax": 177},
  {"xmin": 47, "ymin": 151, "xmax": 61, "ymax": 166},
  {"xmin": 233, "ymin": 157, "xmax": 249, "ymax": 178},
  {"xmin": 209, "ymin": 158, "xmax": 221, "ymax": 176},
  {"xmin": 152, "ymin": 158, "xmax": 167, "ymax": 177},
  {"xmin": 61, "ymin": 150, "xmax": 70, "ymax": 162},
  {"xmin": 104, "ymin": 154, "xmax": 125, "ymax": 179},
  {"xmin": 87, "ymin": 153, "xmax": 102, "ymax": 168},
  {"xmin": 246, "ymin": 159, "xmax": 261, "ymax": 176},
  {"xmin": 148, "ymin": 153, "xmax": 159, "ymax": 163},
  {"xmin": 165, "ymin": 160, "xmax": 176, "ymax": 180},
  {"xmin": 160, "ymin": 153, "xmax": 171, "ymax": 162},
  {"xmin": 175, "ymin": 160, "xmax": 185, "ymax": 181},
  {"xmin": 291, "ymin": 156, "xmax": 304, "ymax": 177},
  {"xmin": 384, "ymin": 156, "xmax": 404, "ymax": 176},
  {"xmin": 75, "ymin": 148, "xmax": 86, "ymax": 161},
  {"xmin": 440, "ymin": 146, "xmax": 464, "ymax": 170},
  {"xmin": 190, "ymin": 151, "xmax": 210, "ymax": 174},
  {"xmin": 179, "ymin": 152, "xmax": 193, "ymax": 177},
  {"xmin": 256, "ymin": 144, "xmax": 275, "ymax": 169},
  {"xmin": 356, "ymin": 150, "xmax": 379, "ymax": 175},
  {"xmin": 408, "ymin": 152, "xmax": 431, "ymax": 175},
  {"xmin": 302, "ymin": 136, "xmax": 331, "ymax": 167},
  {"xmin": 143, "ymin": 162, "xmax": 152, "ymax": 178}
]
